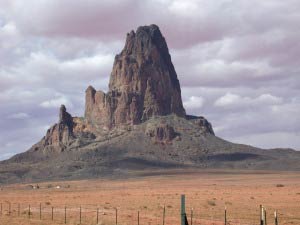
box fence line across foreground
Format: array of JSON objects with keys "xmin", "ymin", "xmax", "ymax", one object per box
[{"xmin": 0, "ymin": 196, "xmax": 285, "ymax": 225}]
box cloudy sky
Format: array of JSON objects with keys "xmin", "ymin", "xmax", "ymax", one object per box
[{"xmin": 0, "ymin": 0, "xmax": 299, "ymax": 160}]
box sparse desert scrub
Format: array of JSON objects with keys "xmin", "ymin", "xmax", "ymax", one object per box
[
  {"xmin": 207, "ymin": 200, "xmax": 217, "ymax": 207},
  {"xmin": 0, "ymin": 169, "xmax": 300, "ymax": 225}
]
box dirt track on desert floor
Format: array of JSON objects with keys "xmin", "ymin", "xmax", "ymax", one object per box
[{"xmin": 0, "ymin": 169, "xmax": 300, "ymax": 225}]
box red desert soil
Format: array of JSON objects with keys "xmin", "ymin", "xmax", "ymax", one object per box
[{"xmin": 0, "ymin": 169, "xmax": 300, "ymax": 225}]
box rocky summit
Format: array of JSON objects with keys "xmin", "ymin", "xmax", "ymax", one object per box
[
  {"xmin": 85, "ymin": 25, "xmax": 185, "ymax": 129},
  {"xmin": 1, "ymin": 25, "xmax": 300, "ymax": 183}
]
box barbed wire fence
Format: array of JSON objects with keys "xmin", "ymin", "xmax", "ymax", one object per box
[{"xmin": 0, "ymin": 196, "xmax": 297, "ymax": 225}]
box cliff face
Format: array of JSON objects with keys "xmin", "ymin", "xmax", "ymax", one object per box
[{"xmin": 85, "ymin": 25, "xmax": 186, "ymax": 129}]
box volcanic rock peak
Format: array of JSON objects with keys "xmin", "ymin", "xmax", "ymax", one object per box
[
  {"xmin": 4, "ymin": 25, "xmax": 300, "ymax": 184},
  {"xmin": 59, "ymin": 104, "xmax": 73, "ymax": 127},
  {"xmin": 40, "ymin": 105, "xmax": 74, "ymax": 150},
  {"xmin": 85, "ymin": 24, "xmax": 186, "ymax": 129}
]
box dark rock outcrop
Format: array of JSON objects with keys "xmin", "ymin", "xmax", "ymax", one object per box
[
  {"xmin": 41, "ymin": 105, "xmax": 74, "ymax": 150},
  {"xmin": 146, "ymin": 123, "xmax": 176, "ymax": 143},
  {"xmin": 186, "ymin": 115, "xmax": 215, "ymax": 135},
  {"xmin": 59, "ymin": 105, "xmax": 73, "ymax": 127},
  {"xmin": 85, "ymin": 24, "xmax": 186, "ymax": 129}
]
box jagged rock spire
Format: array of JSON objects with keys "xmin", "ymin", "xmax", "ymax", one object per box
[
  {"xmin": 85, "ymin": 24, "xmax": 186, "ymax": 128},
  {"xmin": 59, "ymin": 104, "xmax": 73, "ymax": 128}
]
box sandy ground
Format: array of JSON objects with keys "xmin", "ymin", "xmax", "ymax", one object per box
[{"xmin": 0, "ymin": 169, "xmax": 300, "ymax": 225}]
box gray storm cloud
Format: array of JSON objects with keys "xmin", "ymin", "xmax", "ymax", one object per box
[{"xmin": 0, "ymin": 0, "xmax": 299, "ymax": 160}]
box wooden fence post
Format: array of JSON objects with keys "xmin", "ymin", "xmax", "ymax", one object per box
[
  {"xmin": 115, "ymin": 207, "xmax": 118, "ymax": 225},
  {"xmin": 52, "ymin": 206, "xmax": 54, "ymax": 221},
  {"xmin": 225, "ymin": 207, "xmax": 227, "ymax": 225},
  {"xmin": 65, "ymin": 206, "xmax": 67, "ymax": 224},
  {"xmin": 274, "ymin": 210, "xmax": 278, "ymax": 225},
  {"xmin": 96, "ymin": 208, "xmax": 99, "ymax": 224},
  {"xmin": 40, "ymin": 203, "xmax": 42, "ymax": 220},
  {"xmin": 264, "ymin": 208, "xmax": 267, "ymax": 225},
  {"xmin": 28, "ymin": 204, "xmax": 31, "ymax": 219},
  {"xmin": 260, "ymin": 205, "xmax": 263, "ymax": 225},
  {"xmin": 191, "ymin": 208, "xmax": 193, "ymax": 225},
  {"xmin": 8, "ymin": 202, "xmax": 11, "ymax": 216},
  {"xmin": 163, "ymin": 205, "xmax": 165, "ymax": 225},
  {"xmin": 80, "ymin": 205, "xmax": 82, "ymax": 224}
]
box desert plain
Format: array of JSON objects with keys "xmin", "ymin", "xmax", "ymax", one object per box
[{"xmin": 0, "ymin": 169, "xmax": 299, "ymax": 225}]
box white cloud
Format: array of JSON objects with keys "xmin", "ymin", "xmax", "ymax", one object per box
[
  {"xmin": 214, "ymin": 93, "xmax": 241, "ymax": 107},
  {"xmin": 0, "ymin": 21, "xmax": 19, "ymax": 48},
  {"xmin": 257, "ymin": 94, "xmax": 282, "ymax": 104},
  {"xmin": 59, "ymin": 54, "xmax": 113, "ymax": 79},
  {"xmin": 183, "ymin": 96, "xmax": 205, "ymax": 110},
  {"xmin": 214, "ymin": 92, "xmax": 282, "ymax": 108},
  {"xmin": 168, "ymin": 1, "xmax": 200, "ymax": 16},
  {"xmin": 8, "ymin": 112, "xmax": 29, "ymax": 119},
  {"xmin": 40, "ymin": 94, "xmax": 72, "ymax": 108}
]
